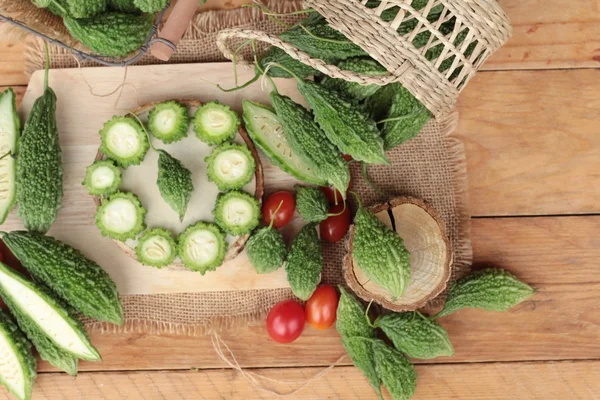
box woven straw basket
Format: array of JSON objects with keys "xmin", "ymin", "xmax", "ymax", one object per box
[{"xmin": 217, "ymin": 0, "xmax": 512, "ymax": 117}]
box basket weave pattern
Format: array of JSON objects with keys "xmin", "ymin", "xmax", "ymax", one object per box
[{"xmin": 217, "ymin": 0, "xmax": 512, "ymax": 117}]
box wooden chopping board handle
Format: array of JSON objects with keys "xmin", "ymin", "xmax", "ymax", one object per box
[{"xmin": 150, "ymin": 0, "xmax": 199, "ymax": 61}]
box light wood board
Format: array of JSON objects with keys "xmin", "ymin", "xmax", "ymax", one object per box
[{"xmin": 13, "ymin": 62, "xmax": 310, "ymax": 295}]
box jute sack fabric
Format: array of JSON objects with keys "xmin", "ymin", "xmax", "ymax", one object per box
[{"xmin": 23, "ymin": 0, "xmax": 472, "ymax": 335}]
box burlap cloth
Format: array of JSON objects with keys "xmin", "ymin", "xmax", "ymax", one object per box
[{"xmin": 19, "ymin": 1, "xmax": 472, "ymax": 335}]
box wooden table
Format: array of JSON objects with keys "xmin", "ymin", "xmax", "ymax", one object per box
[{"xmin": 1, "ymin": 0, "xmax": 600, "ymax": 398}]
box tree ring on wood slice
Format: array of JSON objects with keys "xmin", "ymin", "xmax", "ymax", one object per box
[
  {"xmin": 93, "ymin": 99, "xmax": 264, "ymax": 270},
  {"xmin": 343, "ymin": 197, "xmax": 452, "ymax": 311}
]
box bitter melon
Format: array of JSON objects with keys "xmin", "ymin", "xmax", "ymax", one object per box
[
  {"xmin": 82, "ymin": 160, "xmax": 122, "ymax": 196},
  {"xmin": 0, "ymin": 262, "xmax": 100, "ymax": 366},
  {"xmin": 320, "ymin": 58, "xmax": 388, "ymax": 102},
  {"xmin": 107, "ymin": 0, "xmax": 139, "ymax": 13},
  {"xmin": 99, "ymin": 116, "xmax": 149, "ymax": 167},
  {"xmin": 213, "ymin": 190, "xmax": 260, "ymax": 236},
  {"xmin": 133, "ymin": 0, "xmax": 167, "ymax": 13},
  {"xmin": 372, "ymin": 339, "xmax": 417, "ymax": 400},
  {"xmin": 257, "ymin": 46, "xmax": 320, "ymax": 79},
  {"xmin": 0, "ymin": 311, "xmax": 36, "ymax": 400},
  {"xmin": 352, "ymin": 199, "xmax": 411, "ymax": 298},
  {"xmin": 246, "ymin": 226, "xmax": 286, "ymax": 274},
  {"xmin": 375, "ymin": 312, "xmax": 454, "ymax": 359},
  {"xmin": 270, "ymin": 93, "xmax": 350, "ymax": 196},
  {"xmin": 135, "ymin": 228, "xmax": 177, "ymax": 268},
  {"xmin": 285, "ymin": 223, "xmax": 322, "ymax": 301},
  {"xmin": 295, "ymin": 185, "xmax": 329, "ymax": 223},
  {"xmin": 0, "ymin": 88, "xmax": 19, "ymax": 224},
  {"xmin": 297, "ymin": 79, "xmax": 388, "ymax": 165},
  {"xmin": 205, "ymin": 142, "xmax": 255, "ymax": 191},
  {"xmin": 148, "ymin": 100, "xmax": 190, "ymax": 144},
  {"xmin": 156, "ymin": 150, "xmax": 194, "ymax": 222},
  {"xmin": 242, "ymin": 100, "xmax": 325, "ymax": 185},
  {"xmin": 177, "ymin": 221, "xmax": 227, "ymax": 274},
  {"xmin": 193, "ymin": 101, "xmax": 240, "ymax": 145},
  {"xmin": 435, "ymin": 268, "xmax": 535, "ymax": 318},
  {"xmin": 64, "ymin": 12, "xmax": 154, "ymax": 57},
  {"xmin": 1, "ymin": 231, "xmax": 124, "ymax": 325},
  {"xmin": 17, "ymin": 62, "xmax": 63, "ymax": 234},
  {"xmin": 95, "ymin": 191, "xmax": 147, "ymax": 241},
  {"xmin": 65, "ymin": 0, "xmax": 107, "ymax": 18}
]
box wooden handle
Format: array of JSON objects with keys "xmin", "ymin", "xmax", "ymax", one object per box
[{"xmin": 150, "ymin": 0, "xmax": 199, "ymax": 61}]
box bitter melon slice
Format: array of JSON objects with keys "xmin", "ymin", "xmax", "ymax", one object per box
[
  {"xmin": 193, "ymin": 101, "xmax": 240, "ymax": 145},
  {"xmin": 0, "ymin": 88, "xmax": 19, "ymax": 224}
]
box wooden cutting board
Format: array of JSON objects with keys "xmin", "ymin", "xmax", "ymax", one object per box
[{"xmin": 11, "ymin": 63, "xmax": 308, "ymax": 295}]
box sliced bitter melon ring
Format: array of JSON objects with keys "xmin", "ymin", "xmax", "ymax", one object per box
[
  {"xmin": 343, "ymin": 196, "xmax": 452, "ymax": 312},
  {"xmin": 92, "ymin": 99, "xmax": 264, "ymax": 271},
  {"xmin": 193, "ymin": 101, "xmax": 240, "ymax": 145}
]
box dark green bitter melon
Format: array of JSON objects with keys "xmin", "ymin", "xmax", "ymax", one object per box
[
  {"xmin": 107, "ymin": 0, "xmax": 140, "ymax": 13},
  {"xmin": 133, "ymin": 0, "xmax": 167, "ymax": 13},
  {"xmin": 156, "ymin": 150, "xmax": 194, "ymax": 222},
  {"xmin": 257, "ymin": 46, "xmax": 320, "ymax": 79},
  {"xmin": 246, "ymin": 226, "xmax": 286, "ymax": 274},
  {"xmin": 320, "ymin": 58, "xmax": 388, "ymax": 102},
  {"xmin": 285, "ymin": 223, "xmax": 322, "ymax": 301}
]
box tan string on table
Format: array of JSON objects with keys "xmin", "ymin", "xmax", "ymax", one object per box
[{"xmin": 210, "ymin": 331, "xmax": 347, "ymax": 397}]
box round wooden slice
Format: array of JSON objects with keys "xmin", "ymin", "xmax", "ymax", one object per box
[
  {"xmin": 93, "ymin": 99, "xmax": 264, "ymax": 270},
  {"xmin": 343, "ymin": 197, "xmax": 452, "ymax": 311}
]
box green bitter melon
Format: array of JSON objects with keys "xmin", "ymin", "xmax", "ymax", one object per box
[
  {"xmin": 193, "ymin": 101, "xmax": 240, "ymax": 145},
  {"xmin": 107, "ymin": 0, "xmax": 140, "ymax": 13},
  {"xmin": 257, "ymin": 46, "xmax": 320, "ymax": 79},
  {"xmin": 133, "ymin": 0, "xmax": 167, "ymax": 13},
  {"xmin": 95, "ymin": 191, "xmax": 147, "ymax": 241},
  {"xmin": 99, "ymin": 116, "xmax": 149, "ymax": 167},
  {"xmin": 372, "ymin": 338, "xmax": 418, "ymax": 400},
  {"xmin": 135, "ymin": 228, "xmax": 177, "ymax": 268},
  {"xmin": 148, "ymin": 100, "xmax": 190, "ymax": 144},
  {"xmin": 213, "ymin": 190, "xmax": 260, "ymax": 236},
  {"xmin": 246, "ymin": 225, "xmax": 286, "ymax": 274},
  {"xmin": 177, "ymin": 221, "xmax": 227, "ymax": 274},
  {"xmin": 0, "ymin": 311, "xmax": 36, "ymax": 400},
  {"xmin": 156, "ymin": 150, "xmax": 194, "ymax": 222},
  {"xmin": 1, "ymin": 230, "xmax": 124, "ymax": 325},
  {"xmin": 205, "ymin": 142, "xmax": 255, "ymax": 191},
  {"xmin": 295, "ymin": 185, "xmax": 329, "ymax": 223},
  {"xmin": 82, "ymin": 160, "xmax": 122, "ymax": 196},
  {"xmin": 0, "ymin": 88, "xmax": 20, "ymax": 224},
  {"xmin": 320, "ymin": 58, "xmax": 388, "ymax": 102},
  {"xmin": 285, "ymin": 223, "xmax": 322, "ymax": 301}
]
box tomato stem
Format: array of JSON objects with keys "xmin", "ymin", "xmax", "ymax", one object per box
[
  {"xmin": 364, "ymin": 300, "xmax": 376, "ymax": 328},
  {"xmin": 268, "ymin": 200, "xmax": 284, "ymax": 230}
]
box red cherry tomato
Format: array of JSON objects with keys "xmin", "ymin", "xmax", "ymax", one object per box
[
  {"xmin": 320, "ymin": 186, "xmax": 344, "ymax": 206},
  {"xmin": 266, "ymin": 300, "xmax": 306, "ymax": 343},
  {"xmin": 262, "ymin": 191, "xmax": 295, "ymax": 229},
  {"xmin": 0, "ymin": 250, "xmax": 4, "ymax": 263},
  {"xmin": 342, "ymin": 154, "xmax": 353, "ymax": 162},
  {"xmin": 320, "ymin": 203, "xmax": 351, "ymax": 243},
  {"xmin": 306, "ymin": 285, "xmax": 339, "ymax": 330}
]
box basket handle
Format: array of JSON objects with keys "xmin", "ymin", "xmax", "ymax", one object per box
[{"xmin": 150, "ymin": 0, "xmax": 199, "ymax": 61}]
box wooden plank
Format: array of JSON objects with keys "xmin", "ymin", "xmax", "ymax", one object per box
[
  {"xmin": 487, "ymin": 0, "xmax": 600, "ymax": 70},
  {"xmin": 0, "ymin": 42, "xmax": 27, "ymax": 86},
  {"xmin": 27, "ymin": 215, "xmax": 600, "ymax": 372},
  {"xmin": 4, "ymin": 361, "xmax": 598, "ymax": 399},
  {"xmin": 458, "ymin": 69, "xmax": 600, "ymax": 216}
]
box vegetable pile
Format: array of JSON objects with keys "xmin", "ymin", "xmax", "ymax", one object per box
[{"xmin": 33, "ymin": 0, "xmax": 163, "ymax": 58}]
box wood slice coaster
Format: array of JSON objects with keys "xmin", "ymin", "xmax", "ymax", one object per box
[
  {"xmin": 93, "ymin": 99, "xmax": 264, "ymax": 270},
  {"xmin": 343, "ymin": 197, "xmax": 452, "ymax": 311}
]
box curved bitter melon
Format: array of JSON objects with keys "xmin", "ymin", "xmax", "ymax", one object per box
[
  {"xmin": 64, "ymin": 12, "xmax": 154, "ymax": 57},
  {"xmin": 242, "ymin": 100, "xmax": 325, "ymax": 186},
  {"xmin": 95, "ymin": 191, "xmax": 147, "ymax": 241},
  {"xmin": 0, "ymin": 262, "xmax": 100, "ymax": 368},
  {"xmin": 270, "ymin": 93, "xmax": 350, "ymax": 196},
  {"xmin": 193, "ymin": 101, "xmax": 240, "ymax": 145},
  {"xmin": 0, "ymin": 88, "xmax": 20, "ymax": 225},
  {"xmin": 99, "ymin": 116, "xmax": 149, "ymax": 167},
  {"xmin": 205, "ymin": 142, "xmax": 255, "ymax": 191},
  {"xmin": 213, "ymin": 190, "xmax": 260, "ymax": 236},
  {"xmin": 1, "ymin": 231, "xmax": 124, "ymax": 326},
  {"xmin": 148, "ymin": 100, "xmax": 190, "ymax": 144},
  {"xmin": 135, "ymin": 228, "xmax": 177, "ymax": 268},
  {"xmin": 285, "ymin": 223, "xmax": 322, "ymax": 301},
  {"xmin": 178, "ymin": 221, "xmax": 227, "ymax": 274},
  {"xmin": 82, "ymin": 160, "xmax": 122, "ymax": 196},
  {"xmin": 0, "ymin": 311, "xmax": 36, "ymax": 400}
]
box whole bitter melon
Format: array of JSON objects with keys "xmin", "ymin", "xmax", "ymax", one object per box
[
  {"xmin": 17, "ymin": 64, "xmax": 63, "ymax": 234},
  {"xmin": 270, "ymin": 92, "xmax": 350, "ymax": 196},
  {"xmin": 320, "ymin": 58, "xmax": 388, "ymax": 102},
  {"xmin": 257, "ymin": 46, "xmax": 320, "ymax": 79},
  {"xmin": 1, "ymin": 231, "xmax": 124, "ymax": 325},
  {"xmin": 285, "ymin": 223, "xmax": 322, "ymax": 301},
  {"xmin": 156, "ymin": 150, "xmax": 194, "ymax": 222},
  {"xmin": 64, "ymin": 12, "xmax": 154, "ymax": 57},
  {"xmin": 133, "ymin": 0, "xmax": 167, "ymax": 13},
  {"xmin": 107, "ymin": 0, "xmax": 140, "ymax": 13}
]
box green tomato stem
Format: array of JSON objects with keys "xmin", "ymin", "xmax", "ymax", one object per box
[
  {"xmin": 268, "ymin": 200, "xmax": 284, "ymax": 230},
  {"xmin": 364, "ymin": 299, "xmax": 376, "ymax": 328}
]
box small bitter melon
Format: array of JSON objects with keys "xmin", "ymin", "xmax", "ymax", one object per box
[
  {"xmin": 0, "ymin": 311, "xmax": 36, "ymax": 400},
  {"xmin": 246, "ymin": 225, "xmax": 286, "ymax": 274},
  {"xmin": 95, "ymin": 191, "xmax": 147, "ymax": 241},
  {"xmin": 148, "ymin": 100, "xmax": 190, "ymax": 144},
  {"xmin": 156, "ymin": 150, "xmax": 194, "ymax": 222},
  {"xmin": 295, "ymin": 185, "xmax": 329, "ymax": 223},
  {"xmin": 372, "ymin": 339, "xmax": 418, "ymax": 400},
  {"xmin": 135, "ymin": 228, "xmax": 177, "ymax": 268},
  {"xmin": 213, "ymin": 190, "xmax": 260, "ymax": 236},
  {"xmin": 270, "ymin": 93, "xmax": 350, "ymax": 196},
  {"xmin": 285, "ymin": 223, "xmax": 322, "ymax": 301},
  {"xmin": 205, "ymin": 142, "xmax": 255, "ymax": 191},
  {"xmin": 82, "ymin": 160, "xmax": 122, "ymax": 196},
  {"xmin": 99, "ymin": 116, "xmax": 149, "ymax": 167},
  {"xmin": 177, "ymin": 221, "xmax": 227, "ymax": 274}
]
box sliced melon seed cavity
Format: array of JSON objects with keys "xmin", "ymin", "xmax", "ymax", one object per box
[
  {"xmin": 101, "ymin": 198, "xmax": 138, "ymax": 234},
  {"xmin": 107, "ymin": 122, "xmax": 141, "ymax": 157}
]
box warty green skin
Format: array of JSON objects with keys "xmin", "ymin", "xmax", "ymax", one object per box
[
  {"xmin": 342, "ymin": 337, "xmax": 382, "ymax": 399},
  {"xmin": 246, "ymin": 227, "xmax": 286, "ymax": 274},
  {"xmin": 320, "ymin": 58, "xmax": 388, "ymax": 102},
  {"xmin": 257, "ymin": 46, "xmax": 319, "ymax": 79},
  {"xmin": 375, "ymin": 312, "xmax": 454, "ymax": 359},
  {"xmin": 297, "ymin": 80, "xmax": 389, "ymax": 165},
  {"xmin": 285, "ymin": 223, "xmax": 322, "ymax": 301},
  {"xmin": 1, "ymin": 231, "xmax": 124, "ymax": 325},
  {"xmin": 353, "ymin": 206, "xmax": 411, "ymax": 298},
  {"xmin": 0, "ymin": 311, "xmax": 36, "ymax": 400},
  {"xmin": 0, "ymin": 263, "xmax": 101, "ymax": 375},
  {"xmin": 435, "ymin": 268, "xmax": 535, "ymax": 318},
  {"xmin": 95, "ymin": 191, "xmax": 147, "ymax": 241},
  {"xmin": 372, "ymin": 339, "xmax": 417, "ymax": 400},
  {"xmin": 366, "ymin": 83, "xmax": 431, "ymax": 150},
  {"xmin": 16, "ymin": 87, "xmax": 63, "ymax": 234},
  {"xmin": 157, "ymin": 150, "xmax": 193, "ymax": 222},
  {"xmin": 107, "ymin": 0, "xmax": 139, "ymax": 13},
  {"xmin": 335, "ymin": 286, "xmax": 375, "ymax": 338},
  {"xmin": 133, "ymin": 0, "xmax": 167, "ymax": 12},
  {"xmin": 64, "ymin": 0, "xmax": 107, "ymax": 18},
  {"xmin": 64, "ymin": 13, "xmax": 154, "ymax": 57},
  {"xmin": 270, "ymin": 93, "xmax": 350, "ymax": 196},
  {"xmin": 135, "ymin": 228, "xmax": 177, "ymax": 268},
  {"xmin": 295, "ymin": 185, "xmax": 329, "ymax": 223}
]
